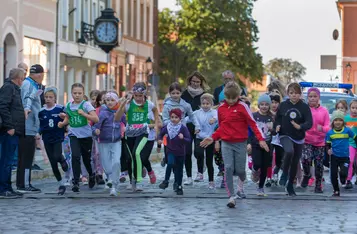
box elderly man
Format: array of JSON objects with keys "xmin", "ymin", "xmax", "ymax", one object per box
[
  {"xmin": 16, "ymin": 64, "xmax": 44, "ymax": 193},
  {"xmin": 0, "ymin": 68, "xmax": 26, "ymax": 198}
]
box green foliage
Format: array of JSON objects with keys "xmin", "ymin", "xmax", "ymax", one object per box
[
  {"xmin": 158, "ymin": 0, "xmax": 264, "ymax": 98},
  {"xmin": 265, "ymin": 58, "xmax": 307, "ymax": 85}
]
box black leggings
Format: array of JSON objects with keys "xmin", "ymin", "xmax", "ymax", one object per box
[
  {"xmin": 194, "ymin": 138, "xmax": 214, "ymax": 181},
  {"xmin": 184, "ymin": 137, "xmax": 194, "ymax": 178},
  {"xmin": 272, "ymin": 144, "xmax": 284, "ymax": 174},
  {"xmin": 70, "ymin": 137, "xmax": 93, "ymax": 184},
  {"xmin": 330, "ymin": 155, "xmax": 349, "ymax": 192},
  {"xmin": 126, "ymin": 134, "xmax": 148, "ymax": 182},
  {"xmin": 141, "ymin": 140, "xmax": 155, "ymax": 173},
  {"xmin": 252, "ymin": 145, "xmax": 272, "ymax": 188},
  {"xmin": 280, "ymin": 136, "xmax": 303, "ymax": 186},
  {"xmin": 44, "ymin": 142, "xmax": 64, "ymax": 182},
  {"xmin": 16, "ymin": 135, "xmax": 36, "ymax": 188}
]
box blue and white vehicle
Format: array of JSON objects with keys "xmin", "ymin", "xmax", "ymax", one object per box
[{"xmin": 300, "ymin": 82, "xmax": 357, "ymax": 114}]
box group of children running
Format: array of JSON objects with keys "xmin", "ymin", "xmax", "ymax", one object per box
[{"xmin": 36, "ymin": 78, "xmax": 357, "ymax": 208}]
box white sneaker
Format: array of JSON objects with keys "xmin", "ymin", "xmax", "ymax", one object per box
[
  {"xmin": 64, "ymin": 179, "xmax": 71, "ymax": 186},
  {"xmin": 184, "ymin": 177, "xmax": 193, "ymax": 185},
  {"xmin": 126, "ymin": 183, "xmax": 133, "ymax": 190},
  {"xmin": 208, "ymin": 182, "xmax": 215, "ymax": 190},
  {"xmin": 109, "ymin": 188, "xmax": 118, "ymax": 196},
  {"xmin": 227, "ymin": 196, "xmax": 236, "ymax": 208},
  {"xmin": 194, "ymin": 173, "xmax": 204, "ymax": 182},
  {"xmin": 135, "ymin": 183, "xmax": 143, "ymax": 192}
]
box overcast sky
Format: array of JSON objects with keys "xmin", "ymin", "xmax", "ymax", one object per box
[{"xmin": 158, "ymin": 0, "xmax": 342, "ymax": 82}]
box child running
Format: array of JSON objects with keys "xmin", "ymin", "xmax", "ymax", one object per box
[
  {"xmin": 344, "ymin": 99, "xmax": 357, "ymax": 188},
  {"xmin": 59, "ymin": 83, "xmax": 99, "ymax": 192},
  {"xmin": 158, "ymin": 108, "xmax": 191, "ymax": 195},
  {"xmin": 249, "ymin": 93, "xmax": 274, "ymax": 196},
  {"xmin": 201, "ymin": 81, "xmax": 269, "ymax": 208},
  {"xmin": 301, "ymin": 88, "xmax": 330, "ymax": 193},
  {"xmin": 38, "ymin": 87, "xmax": 68, "ymax": 195},
  {"xmin": 327, "ymin": 110, "xmax": 357, "ymax": 196},
  {"xmin": 93, "ymin": 91, "xmax": 126, "ymax": 196}
]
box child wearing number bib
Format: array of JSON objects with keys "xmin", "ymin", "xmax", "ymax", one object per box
[
  {"xmin": 123, "ymin": 82, "xmax": 160, "ymax": 192},
  {"xmin": 38, "ymin": 87, "xmax": 68, "ymax": 195},
  {"xmin": 59, "ymin": 83, "xmax": 99, "ymax": 193}
]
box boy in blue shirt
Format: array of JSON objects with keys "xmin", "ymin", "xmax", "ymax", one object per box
[{"xmin": 326, "ymin": 110, "xmax": 357, "ymax": 197}]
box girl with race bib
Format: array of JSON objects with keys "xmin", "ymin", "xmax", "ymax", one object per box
[{"xmin": 59, "ymin": 83, "xmax": 99, "ymax": 193}]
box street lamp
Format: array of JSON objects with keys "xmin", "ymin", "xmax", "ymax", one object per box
[
  {"xmin": 346, "ymin": 62, "xmax": 352, "ymax": 81},
  {"xmin": 77, "ymin": 37, "xmax": 87, "ymax": 58},
  {"xmin": 146, "ymin": 57, "xmax": 153, "ymax": 72}
]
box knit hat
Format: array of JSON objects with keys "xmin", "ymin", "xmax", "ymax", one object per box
[
  {"xmin": 307, "ymin": 87, "xmax": 320, "ymax": 97},
  {"xmin": 269, "ymin": 92, "xmax": 281, "ymax": 103},
  {"xmin": 44, "ymin": 86, "xmax": 57, "ymax": 97},
  {"xmin": 170, "ymin": 108, "xmax": 183, "ymax": 119},
  {"xmin": 133, "ymin": 82, "xmax": 146, "ymax": 94},
  {"xmin": 331, "ymin": 110, "xmax": 345, "ymax": 123},
  {"xmin": 258, "ymin": 93, "xmax": 272, "ymax": 105}
]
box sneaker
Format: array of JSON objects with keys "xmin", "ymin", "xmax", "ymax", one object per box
[
  {"xmin": 314, "ymin": 186, "xmax": 323, "ymax": 193},
  {"xmin": 286, "ymin": 184, "xmax": 296, "ymax": 197},
  {"xmin": 308, "ymin": 177, "xmax": 315, "ymax": 187},
  {"xmin": 184, "ymin": 177, "xmax": 193, "ymax": 185},
  {"xmin": 265, "ymin": 179, "xmax": 272, "ymax": 188},
  {"xmin": 81, "ymin": 176, "xmax": 88, "ymax": 185},
  {"xmin": 272, "ymin": 174, "xmax": 279, "ymax": 186},
  {"xmin": 279, "ymin": 173, "xmax": 288, "ymax": 186},
  {"xmin": 160, "ymin": 158, "xmax": 166, "ymax": 167},
  {"xmin": 0, "ymin": 191, "xmax": 21, "ymax": 199},
  {"xmin": 142, "ymin": 168, "xmax": 147, "ymax": 178},
  {"xmin": 110, "ymin": 188, "xmax": 119, "ymax": 196},
  {"xmin": 58, "ymin": 185, "xmax": 66, "ymax": 195},
  {"xmin": 95, "ymin": 174, "xmax": 105, "ymax": 185},
  {"xmin": 301, "ymin": 175, "xmax": 311, "ymax": 188},
  {"xmin": 64, "ymin": 179, "xmax": 71, "ymax": 186},
  {"xmin": 72, "ymin": 183, "xmax": 80, "ymax": 193},
  {"xmin": 345, "ymin": 180, "xmax": 353, "ymax": 189},
  {"xmin": 31, "ymin": 164, "xmax": 43, "ymax": 171},
  {"xmin": 89, "ymin": 175, "xmax": 96, "ymax": 189},
  {"xmin": 119, "ymin": 172, "xmax": 127, "ymax": 183},
  {"xmin": 106, "ymin": 180, "xmax": 113, "ymax": 189},
  {"xmin": 194, "ymin": 173, "xmax": 204, "ymax": 182},
  {"xmin": 176, "ymin": 186, "xmax": 183, "ymax": 195},
  {"xmin": 220, "ymin": 179, "xmax": 225, "ymax": 188},
  {"xmin": 159, "ymin": 180, "xmax": 169, "ymax": 189},
  {"xmin": 236, "ymin": 190, "xmax": 246, "ymax": 199},
  {"xmin": 332, "ymin": 190, "xmax": 340, "ymax": 197},
  {"xmin": 251, "ymin": 168, "xmax": 260, "ymax": 183},
  {"xmin": 60, "ymin": 160, "xmax": 69, "ymax": 172},
  {"xmin": 257, "ymin": 187, "xmax": 267, "ymax": 197},
  {"xmin": 10, "ymin": 190, "xmax": 23, "ymax": 197},
  {"xmin": 173, "ymin": 182, "xmax": 178, "ymax": 192},
  {"xmin": 208, "ymin": 182, "xmax": 215, "ymax": 190},
  {"xmin": 148, "ymin": 171, "xmax": 157, "ymax": 184},
  {"xmin": 16, "ymin": 187, "xmax": 30, "ymax": 194},
  {"xmin": 126, "ymin": 183, "xmax": 133, "ymax": 190},
  {"xmin": 26, "ymin": 185, "xmax": 41, "ymax": 193},
  {"xmin": 135, "ymin": 183, "xmax": 143, "ymax": 192},
  {"xmin": 227, "ymin": 196, "xmax": 236, "ymax": 208}
]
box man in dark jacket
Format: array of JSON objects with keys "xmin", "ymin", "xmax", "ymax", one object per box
[{"xmin": 0, "ymin": 68, "xmax": 26, "ymax": 198}]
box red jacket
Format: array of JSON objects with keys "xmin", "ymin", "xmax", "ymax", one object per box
[{"xmin": 212, "ymin": 100, "xmax": 264, "ymax": 143}]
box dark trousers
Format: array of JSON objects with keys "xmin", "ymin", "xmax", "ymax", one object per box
[
  {"xmin": 126, "ymin": 135, "xmax": 148, "ymax": 182},
  {"xmin": 252, "ymin": 145, "xmax": 272, "ymax": 188},
  {"xmin": 16, "ymin": 135, "xmax": 36, "ymax": 188},
  {"xmin": 141, "ymin": 140, "xmax": 154, "ymax": 173},
  {"xmin": 44, "ymin": 142, "xmax": 64, "ymax": 182},
  {"xmin": 280, "ymin": 136, "xmax": 303, "ymax": 186},
  {"xmin": 194, "ymin": 138, "xmax": 214, "ymax": 181},
  {"xmin": 0, "ymin": 133, "xmax": 18, "ymax": 193},
  {"xmin": 165, "ymin": 153, "xmax": 185, "ymax": 186},
  {"xmin": 272, "ymin": 144, "xmax": 284, "ymax": 174},
  {"xmin": 120, "ymin": 137, "xmax": 129, "ymax": 172},
  {"xmin": 330, "ymin": 155, "xmax": 349, "ymax": 192},
  {"xmin": 302, "ymin": 144, "xmax": 325, "ymax": 188},
  {"xmin": 70, "ymin": 137, "xmax": 93, "ymax": 184},
  {"xmin": 184, "ymin": 137, "xmax": 194, "ymax": 178}
]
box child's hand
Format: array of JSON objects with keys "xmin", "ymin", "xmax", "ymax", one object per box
[
  {"xmin": 317, "ymin": 125, "xmax": 323, "ymax": 132},
  {"xmin": 200, "ymin": 137, "xmax": 214, "ymax": 148},
  {"xmin": 291, "ymin": 120, "xmax": 301, "ymax": 130},
  {"xmin": 259, "ymin": 141, "xmax": 270, "ymax": 152},
  {"xmin": 194, "ymin": 129, "xmax": 200, "ymax": 135},
  {"xmin": 247, "ymin": 144, "xmax": 252, "ymax": 154},
  {"xmin": 78, "ymin": 109, "xmax": 85, "ymax": 116},
  {"xmin": 209, "ymin": 118, "xmax": 216, "ymax": 125},
  {"xmin": 59, "ymin": 113, "xmax": 67, "ymax": 119},
  {"xmin": 95, "ymin": 129, "xmax": 100, "ymax": 136},
  {"xmin": 214, "ymin": 141, "xmax": 220, "ymax": 152},
  {"xmin": 58, "ymin": 122, "xmax": 64, "ymax": 128},
  {"xmin": 327, "ymin": 149, "xmax": 332, "ymax": 156},
  {"xmin": 178, "ymin": 133, "xmax": 184, "ymax": 139},
  {"xmin": 158, "ymin": 140, "xmax": 163, "ymax": 145},
  {"xmin": 35, "ymin": 134, "xmax": 41, "ymax": 140},
  {"xmin": 276, "ymin": 125, "xmax": 281, "ymax": 133}
]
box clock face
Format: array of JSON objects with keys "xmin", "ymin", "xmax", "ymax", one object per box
[{"xmin": 95, "ymin": 22, "xmax": 118, "ymax": 44}]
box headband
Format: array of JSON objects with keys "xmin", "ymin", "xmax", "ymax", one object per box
[
  {"xmin": 105, "ymin": 92, "xmax": 119, "ymax": 102},
  {"xmin": 133, "ymin": 85, "xmax": 146, "ymax": 94}
]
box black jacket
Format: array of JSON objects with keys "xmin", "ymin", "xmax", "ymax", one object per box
[
  {"xmin": 181, "ymin": 90, "xmax": 205, "ymax": 135},
  {"xmin": 274, "ymin": 99, "xmax": 313, "ymax": 141},
  {"xmin": 0, "ymin": 80, "xmax": 26, "ymax": 136}
]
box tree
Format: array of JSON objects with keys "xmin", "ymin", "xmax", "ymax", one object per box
[
  {"xmin": 158, "ymin": 0, "xmax": 264, "ymax": 98},
  {"xmin": 265, "ymin": 58, "xmax": 307, "ymax": 84}
]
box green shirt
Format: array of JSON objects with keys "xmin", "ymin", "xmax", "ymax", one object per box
[
  {"xmin": 66, "ymin": 101, "xmax": 88, "ymax": 128},
  {"xmin": 344, "ymin": 114, "xmax": 357, "ymax": 148}
]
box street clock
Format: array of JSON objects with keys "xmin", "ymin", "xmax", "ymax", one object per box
[{"xmin": 94, "ymin": 8, "xmax": 120, "ymax": 53}]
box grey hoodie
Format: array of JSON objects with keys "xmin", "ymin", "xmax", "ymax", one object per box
[
  {"xmin": 162, "ymin": 97, "xmax": 200, "ymax": 130},
  {"xmin": 21, "ymin": 77, "xmax": 42, "ymax": 136}
]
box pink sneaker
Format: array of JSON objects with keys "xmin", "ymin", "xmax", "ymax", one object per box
[
  {"xmin": 248, "ymin": 155, "xmax": 253, "ymax": 170},
  {"xmin": 148, "ymin": 170, "xmax": 156, "ymax": 184},
  {"xmin": 308, "ymin": 177, "xmax": 315, "ymax": 187}
]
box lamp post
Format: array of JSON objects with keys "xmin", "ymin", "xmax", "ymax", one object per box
[{"xmin": 346, "ymin": 62, "xmax": 352, "ymax": 81}]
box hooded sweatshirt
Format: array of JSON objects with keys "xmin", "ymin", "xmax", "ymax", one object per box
[
  {"xmin": 162, "ymin": 97, "xmax": 200, "ymax": 130},
  {"xmin": 305, "ymin": 105, "xmax": 330, "ymax": 146}
]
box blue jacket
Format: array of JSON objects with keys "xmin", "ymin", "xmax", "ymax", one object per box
[{"xmin": 92, "ymin": 105, "xmax": 126, "ymax": 143}]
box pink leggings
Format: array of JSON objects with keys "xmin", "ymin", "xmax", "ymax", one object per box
[{"xmin": 348, "ymin": 146, "xmax": 357, "ymax": 181}]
